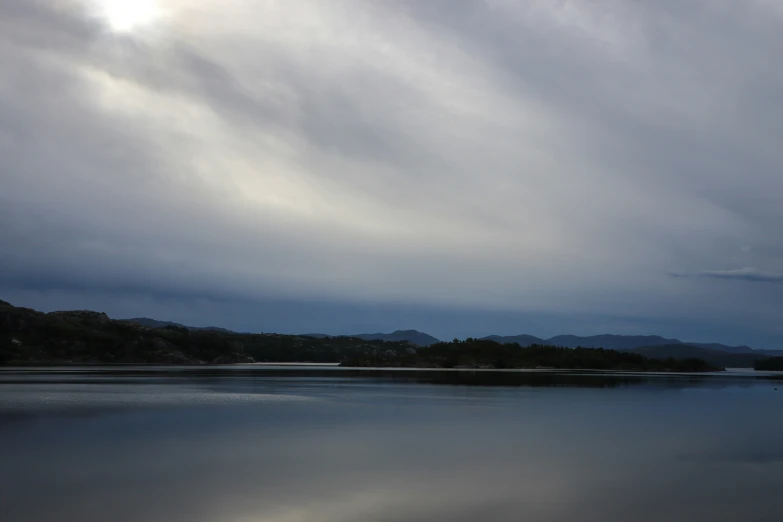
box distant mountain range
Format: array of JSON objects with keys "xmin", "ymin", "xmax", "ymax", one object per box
[
  {"xmin": 2, "ymin": 299, "xmax": 781, "ymax": 368},
  {"xmin": 126, "ymin": 319, "xmax": 779, "ymax": 352},
  {"xmin": 477, "ymin": 334, "xmax": 781, "ymax": 366},
  {"xmin": 479, "ymin": 333, "xmax": 760, "ymax": 354},
  {"xmin": 303, "ymin": 331, "xmax": 779, "ymax": 368},
  {"xmin": 120, "ymin": 318, "xmax": 781, "ymax": 367}
]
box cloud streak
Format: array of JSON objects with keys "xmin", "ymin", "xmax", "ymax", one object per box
[{"xmin": 672, "ymin": 268, "xmax": 783, "ymax": 284}]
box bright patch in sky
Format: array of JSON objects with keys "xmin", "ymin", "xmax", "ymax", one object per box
[{"xmin": 92, "ymin": 0, "xmax": 164, "ymax": 33}]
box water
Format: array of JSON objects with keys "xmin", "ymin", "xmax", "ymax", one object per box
[{"xmin": 2, "ymin": 366, "xmax": 783, "ymax": 522}]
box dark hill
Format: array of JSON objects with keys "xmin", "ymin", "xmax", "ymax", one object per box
[
  {"xmin": 479, "ymin": 334, "xmax": 546, "ymax": 346},
  {"xmin": 754, "ymin": 357, "xmax": 783, "ymax": 371},
  {"xmin": 0, "ymin": 301, "xmax": 417, "ymax": 365},
  {"xmin": 122, "ymin": 318, "xmax": 234, "ymax": 333},
  {"xmin": 123, "ymin": 317, "xmax": 185, "ymax": 329},
  {"xmin": 2, "ymin": 300, "xmax": 775, "ymax": 367},
  {"xmin": 483, "ymin": 333, "xmax": 773, "ymax": 357},
  {"xmin": 341, "ymin": 339, "xmax": 721, "ymax": 372},
  {"xmin": 353, "ymin": 330, "xmax": 440, "ymax": 347},
  {"xmin": 688, "ymin": 342, "xmax": 755, "ymax": 354},
  {"xmin": 630, "ymin": 344, "xmax": 769, "ymax": 369},
  {"xmin": 546, "ymin": 334, "xmax": 681, "ymax": 350}
]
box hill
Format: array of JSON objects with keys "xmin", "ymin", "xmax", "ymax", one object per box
[
  {"xmin": 0, "ymin": 301, "xmax": 418, "ymax": 365},
  {"xmin": 119, "ymin": 321, "xmax": 774, "ymax": 356},
  {"xmin": 687, "ymin": 342, "xmax": 755, "ymax": 354},
  {"xmin": 340, "ymin": 339, "xmax": 721, "ymax": 372},
  {"xmin": 480, "ymin": 333, "xmax": 775, "ymax": 359},
  {"xmin": 298, "ymin": 331, "xmax": 440, "ymax": 346},
  {"xmin": 352, "ymin": 330, "xmax": 440, "ymax": 346},
  {"xmin": 1, "ymin": 300, "xmax": 774, "ymax": 368},
  {"xmin": 479, "ymin": 334, "xmax": 546, "ymax": 346},
  {"xmin": 629, "ymin": 344, "xmax": 769, "ymax": 369},
  {"xmin": 547, "ymin": 334, "xmax": 682, "ymax": 350},
  {"xmin": 754, "ymin": 357, "xmax": 783, "ymax": 371},
  {"xmin": 123, "ymin": 317, "xmax": 186, "ymax": 329},
  {"xmin": 122, "ymin": 318, "xmax": 234, "ymax": 333}
]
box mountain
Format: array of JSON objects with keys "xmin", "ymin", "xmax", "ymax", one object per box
[
  {"xmin": 479, "ymin": 334, "xmax": 546, "ymax": 346},
  {"xmin": 482, "ymin": 333, "xmax": 777, "ymax": 356},
  {"xmin": 353, "ymin": 330, "xmax": 440, "ymax": 347},
  {"xmin": 4, "ymin": 299, "xmax": 778, "ymax": 365},
  {"xmin": 0, "ymin": 300, "xmax": 418, "ymax": 365},
  {"xmin": 122, "ymin": 317, "xmax": 777, "ymax": 355},
  {"xmin": 123, "ymin": 317, "xmax": 186, "ymax": 329},
  {"xmin": 629, "ymin": 344, "xmax": 770, "ymax": 369},
  {"xmin": 688, "ymin": 342, "xmax": 755, "ymax": 354},
  {"xmin": 299, "ymin": 331, "xmax": 440, "ymax": 346},
  {"xmin": 122, "ymin": 318, "xmax": 234, "ymax": 333},
  {"xmin": 546, "ymin": 334, "xmax": 682, "ymax": 350}
]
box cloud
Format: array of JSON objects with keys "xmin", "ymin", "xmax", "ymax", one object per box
[
  {"xmin": 2, "ymin": 0, "xmax": 783, "ymax": 344},
  {"xmin": 672, "ymin": 268, "xmax": 783, "ymax": 283}
]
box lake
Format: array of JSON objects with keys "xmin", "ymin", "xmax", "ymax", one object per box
[{"xmin": 2, "ymin": 366, "xmax": 783, "ymax": 522}]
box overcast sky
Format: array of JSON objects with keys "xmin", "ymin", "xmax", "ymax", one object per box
[{"xmin": 2, "ymin": 1, "xmax": 783, "ymax": 347}]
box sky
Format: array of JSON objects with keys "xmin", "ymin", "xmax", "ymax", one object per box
[{"xmin": 2, "ymin": 1, "xmax": 783, "ymax": 348}]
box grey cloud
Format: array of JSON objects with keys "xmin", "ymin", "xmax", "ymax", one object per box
[{"xmin": 2, "ymin": 0, "xmax": 783, "ymax": 345}]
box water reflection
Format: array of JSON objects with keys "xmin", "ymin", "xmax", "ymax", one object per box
[
  {"xmin": 2, "ymin": 365, "xmax": 781, "ymax": 387},
  {"xmin": 1, "ymin": 367, "xmax": 782, "ymax": 522}
]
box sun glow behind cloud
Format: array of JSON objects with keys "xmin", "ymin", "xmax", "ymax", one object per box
[{"xmin": 90, "ymin": 0, "xmax": 166, "ymax": 33}]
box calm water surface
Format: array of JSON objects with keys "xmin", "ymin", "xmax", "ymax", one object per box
[{"xmin": 2, "ymin": 366, "xmax": 783, "ymax": 522}]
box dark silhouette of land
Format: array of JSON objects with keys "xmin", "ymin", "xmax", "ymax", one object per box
[
  {"xmin": 339, "ymin": 338, "xmax": 721, "ymax": 372},
  {"xmin": 0, "ymin": 300, "xmax": 763, "ymax": 372}
]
